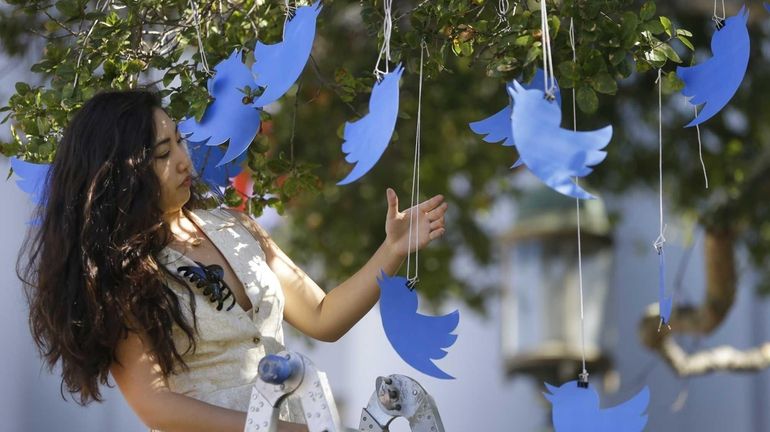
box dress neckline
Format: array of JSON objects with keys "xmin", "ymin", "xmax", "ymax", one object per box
[{"xmin": 160, "ymin": 208, "xmax": 255, "ymax": 314}]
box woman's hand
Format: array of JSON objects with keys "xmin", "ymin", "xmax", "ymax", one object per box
[{"xmin": 384, "ymin": 188, "xmax": 447, "ymax": 258}]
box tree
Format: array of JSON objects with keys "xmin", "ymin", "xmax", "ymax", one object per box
[{"xmin": 2, "ymin": 0, "xmax": 766, "ymax": 376}]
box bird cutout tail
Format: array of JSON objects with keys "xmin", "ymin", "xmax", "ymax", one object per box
[
  {"xmin": 251, "ymin": 0, "xmax": 323, "ymax": 107},
  {"xmin": 337, "ymin": 64, "xmax": 404, "ymax": 185},
  {"xmin": 377, "ymin": 270, "xmax": 458, "ymax": 380},
  {"xmin": 677, "ymin": 6, "xmax": 750, "ymax": 127},
  {"xmin": 178, "ymin": 49, "xmax": 262, "ymax": 167}
]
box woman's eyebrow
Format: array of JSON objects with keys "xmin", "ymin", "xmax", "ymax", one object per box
[{"xmin": 155, "ymin": 126, "xmax": 181, "ymax": 146}]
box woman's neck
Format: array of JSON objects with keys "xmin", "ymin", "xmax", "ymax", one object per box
[{"xmin": 163, "ymin": 208, "xmax": 200, "ymax": 244}]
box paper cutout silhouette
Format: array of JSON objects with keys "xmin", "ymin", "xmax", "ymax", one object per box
[
  {"xmin": 337, "ymin": 64, "xmax": 404, "ymax": 185},
  {"xmin": 179, "ymin": 49, "xmax": 262, "ymax": 167},
  {"xmin": 544, "ymin": 381, "xmax": 650, "ymax": 432},
  {"xmin": 10, "ymin": 156, "xmax": 51, "ymax": 225},
  {"xmin": 186, "ymin": 139, "xmax": 245, "ymax": 189},
  {"xmin": 251, "ymin": 1, "xmax": 322, "ymax": 107},
  {"xmin": 469, "ymin": 68, "xmax": 561, "ymax": 147},
  {"xmin": 10, "ymin": 156, "xmax": 50, "ymax": 206},
  {"xmin": 658, "ymin": 250, "xmax": 673, "ymax": 327},
  {"xmin": 677, "ymin": 6, "xmax": 750, "ymax": 127},
  {"xmin": 508, "ymin": 81, "xmax": 611, "ymax": 199},
  {"xmin": 377, "ymin": 270, "xmax": 459, "ymax": 379}
]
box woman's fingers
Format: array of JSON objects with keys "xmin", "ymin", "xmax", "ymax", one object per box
[
  {"xmin": 418, "ymin": 194, "xmax": 444, "ymax": 212},
  {"xmin": 426, "ymin": 202, "xmax": 448, "ymax": 221},
  {"xmin": 428, "ymin": 227, "xmax": 446, "ymax": 240}
]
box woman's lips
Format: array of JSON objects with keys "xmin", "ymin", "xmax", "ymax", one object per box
[{"xmin": 180, "ymin": 176, "xmax": 192, "ymax": 187}]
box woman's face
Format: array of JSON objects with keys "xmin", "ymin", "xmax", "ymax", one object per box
[{"xmin": 151, "ymin": 108, "xmax": 193, "ymax": 214}]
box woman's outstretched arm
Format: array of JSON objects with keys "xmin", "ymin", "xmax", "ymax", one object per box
[
  {"xmin": 110, "ymin": 330, "xmax": 307, "ymax": 432},
  {"xmin": 232, "ymin": 188, "xmax": 447, "ymax": 342}
]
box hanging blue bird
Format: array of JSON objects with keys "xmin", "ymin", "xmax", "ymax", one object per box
[
  {"xmin": 677, "ymin": 6, "xmax": 749, "ymax": 127},
  {"xmin": 10, "ymin": 157, "xmax": 51, "ymax": 224},
  {"xmin": 469, "ymin": 68, "xmax": 561, "ymax": 169},
  {"xmin": 179, "ymin": 49, "xmax": 262, "ymax": 167},
  {"xmin": 507, "ymin": 81, "xmax": 611, "ymax": 199},
  {"xmin": 377, "ymin": 270, "xmax": 459, "ymax": 380},
  {"xmin": 337, "ymin": 64, "xmax": 404, "ymax": 185},
  {"xmin": 251, "ymin": 0, "xmax": 322, "ymax": 107},
  {"xmin": 544, "ymin": 381, "xmax": 650, "ymax": 432}
]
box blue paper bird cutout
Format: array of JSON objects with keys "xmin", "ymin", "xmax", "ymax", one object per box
[
  {"xmin": 337, "ymin": 64, "xmax": 404, "ymax": 185},
  {"xmin": 677, "ymin": 6, "xmax": 749, "ymax": 127},
  {"xmin": 658, "ymin": 250, "xmax": 673, "ymax": 328},
  {"xmin": 470, "ymin": 69, "xmax": 561, "ymax": 169},
  {"xmin": 508, "ymin": 81, "xmax": 611, "ymax": 199},
  {"xmin": 252, "ymin": 1, "xmax": 322, "ymax": 107},
  {"xmin": 377, "ymin": 270, "xmax": 459, "ymax": 380},
  {"xmin": 10, "ymin": 156, "xmax": 51, "ymax": 225},
  {"xmin": 544, "ymin": 381, "xmax": 650, "ymax": 432},
  {"xmin": 186, "ymin": 140, "xmax": 245, "ymax": 189},
  {"xmin": 179, "ymin": 49, "xmax": 262, "ymax": 167},
  {"xmin": 10, "ymin": 156, "xmax": 50, "ymax": 206}
]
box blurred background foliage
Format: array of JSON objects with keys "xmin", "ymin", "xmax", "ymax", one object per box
[{"xmin": 1, "ymin": 0, "xmax": 768, "ymax": 312}]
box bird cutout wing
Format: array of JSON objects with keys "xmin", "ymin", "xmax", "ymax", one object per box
[
  {"xmin": 544, "ymin": 381, "xmax": 649, "ymax": 432},
  {"xmin": 508, "ymin": 81, "xmax": 611, "ymax": 200},
  {"xmin": 377, "ymin": 270, "xmax": 459, "ymax": 380},
  {"xmin": 186, "ymin": 140, "xmax": 245, "ymax": 189},
  {"xmin": 469, "ymin": 69, "xmax": 561, "ymax": 169},
  {"xmin": 658, "ymin": 251, "xmax": 673, "ymax": 326},
  {"xmin": 677, "ymin": 6, "xmax": 749, "ymax": 127},
  {"xmin": 251, "ymin": 1, "xmax": 322, "ymax": 107},
  {"xmin": 337, "ymin": 64, "xmax": 404, "ymax": 185},
  {"xmin": 10, "ymin": 156, "xmax": 51, "ymax": 225},
  {"xmin": 10, "ymin": 156, "xmax": 50, "ymax": 206},
  {"xmin": 178, "ymin": 49, "xmax": 262, "ymax": 167}
]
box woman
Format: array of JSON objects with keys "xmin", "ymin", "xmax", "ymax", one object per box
[{"xmin": 18, "ymin": 89, "xmax": 447, "ymax": 432}]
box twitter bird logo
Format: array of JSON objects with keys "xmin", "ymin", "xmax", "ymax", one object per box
[
  {"xmin": 508, "ymin": 81, "xmax": 611, "ymax": 200},
  {"xmin": 179, "ymin": 49, "xmax": 262, "ymax": 167},
  {"xmin": 180, "ymin": 2, "xmax": 322, "ymax": 167},
  {"xmin": 677, "ymin": 6, "xmax": 749, "ymax": 127},
  {"xmin": 337, "ymin": 64, "xmax": 404, "ymax": 185},
  {"xmin": 252, "ymin": 1, "xmax": 322, "ymax": 107},
  {"xmin": 377, "ymin": 270, "xmax": 459, "ymax": 380},
  {"xmin": 544, "ymin": 381, "xmax": 650, "ymax": 432},
  {"xmin": 10, "ymin": 156, "xmax": 51, "ymax": 225}
]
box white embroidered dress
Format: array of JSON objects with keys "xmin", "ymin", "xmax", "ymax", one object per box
[{"xmin": 153, "ymin": 208, "xmax": 304, "ymax": 431}]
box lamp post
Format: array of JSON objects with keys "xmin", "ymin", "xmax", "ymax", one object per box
[{"xmin": 500, "ymin": 185, "xmax": 613, "ymax": 384}]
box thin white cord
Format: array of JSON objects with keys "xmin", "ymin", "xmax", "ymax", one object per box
[
  {"xmin": 540, "ymin": 0, "xmax": 557, "ymax": 98},
  {"xmin": 713, "ymin": 0, "xmax": 726, "ymax": 20},
  {"xmin": 189, "ymin": 0, "xmax": 211, "ymax": 74},
  {"xmin": 374, "ymin": 0, "xmax": 393, "ymax": 78},
  {"xmin": 406, "ymin": 42, "xmax": 427, "ymax": 286},
  {"xmin": 569, "ymin": 17, "xmax": 588, "ymax": 379},
  {"xmin": 694, "ymin": 106, "xmax": 709, "ymax": 189},
  {"xmin": 654, "ymin": 69, "xmax": 666, "ymax": 252}
]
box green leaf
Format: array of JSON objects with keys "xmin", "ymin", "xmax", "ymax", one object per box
[
  {"xmin": 576, "ymin": 86, "xmax": 598, "ymax": 114},
  {"xmin": 677, "ymin": 35, "xmax": 695, "ymax": 51},
  {"xmin": 590, "ymin": 72, "xmax": 618, "ymax": 95},
  {"xmin": 558, "ymin": 61, "xmax": 579, "ymax": 80},
  {"xmin": 640, "ymin": 1, "xmax": 656, "ymax": 21},
  {"xmin": 658, "ymin": 43, "xmax": 681, "ymax": 63},
  {"xmin": 659, "ymin": 16, "xmax": 673, "ymax": 37}
]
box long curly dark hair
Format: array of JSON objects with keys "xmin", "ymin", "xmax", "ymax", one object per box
[{"xmin": 17, "ymin": 89, "xmax": 210, "ymax": 405}]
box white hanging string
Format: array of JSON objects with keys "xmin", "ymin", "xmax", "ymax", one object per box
[
  {"xmin": 283, "ymin": 0, "xmax": 298, "ymax": 37},
  {"xmin": 569, "ymin": 17, "xmax": 588, "ymax": 385},
  {"xmin": 189, "ymin": 0, "xmax": 211, "ymax": 74},
  {"xmin": 713, "ymin": 0, "xmax": 726, "ymax": 28},
  {"xmin": 373, "ymin": 0, "xmax": 394, "ymax": 79},
  {"xmin": 406, "ymin": 41, "xmax": 428, "ymax": 288},
  {"xmin": 654, "ymin": 69, "xmax": 667, "ymax": 253},
  {"xmin": 539, "ymin": 0, "xmax": 557, "ymax": 99},
  {"xmin": 497, "ymin": 0, "xmax": 511, "ymax": 25},
  {"xmin": 693, "ymin": 106, "xmax": 709, "ymax": 189}
]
